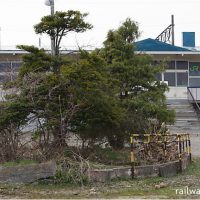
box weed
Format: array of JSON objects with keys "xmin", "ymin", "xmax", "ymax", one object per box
[{"xmin": 0, "ymin": 159, "xmax": 38, "ymax": 167}]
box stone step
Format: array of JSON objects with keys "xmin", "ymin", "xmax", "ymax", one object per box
[
  {"xmin": 170, "ymin": 123, "xmax": 200, "ymax": 128},
  {"xmin": 175, "ymin": 117, "xmax": 199, "ymax": 121},
  {"xmin": 168, "ymin": 107, "xmax": 195, "ymax": 112},
  {"xmin": 170, "ymin": 130, "xmax": 200, "ymax": 134},
  {"xmin": 175, "ymin": 112, "xmax": 197, "ymax": 117},
  {"xmin": 174, "ymin": 123, "xmax": 199, "ymax": 128},
  {"xmin": 167, "ymin": 104, "xmax": 193, "ymax": 107},
  {"xmin": 168, "ymin": 126, "xmax": 200, "ymax": 130},
  {"xmin": 168, "ymin": 125, "xmax": 200, "ymax": 129},
  {"xmin": 169, "ymin": 108, "xmax": 192, "ymax": 112},
  {"xmin": 166, "ymin": 98, "xmax": 200, "ymax": 134},
  {"xmin": 167, "ymin": 99, "xmax": 190, "ymax": 103}
]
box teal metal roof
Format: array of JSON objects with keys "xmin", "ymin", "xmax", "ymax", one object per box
[{"xmin": 135, "ymin": 38, "xmax": 191, "ymax": 52}]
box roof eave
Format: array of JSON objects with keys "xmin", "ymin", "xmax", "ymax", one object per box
[{"xmin": 135, "ymin": 51, "xmax": 200, "ymax": 55}]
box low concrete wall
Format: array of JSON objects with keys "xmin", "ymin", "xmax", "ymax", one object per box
[
  {"xmin": 0, "ymin": 161, "xmax": 56, "ymax": 184},
  {"xmin": 159, "ymin": 161, "xmax": 180, "ymax": 177},
  {"xmin": 134, "ymin": 164, "xmax": 160, "ymax": 178},
  {"xmin": 111, "ymin": 167, "xmax": 131, "ymax": 179},
  {"xmin": 181, "ymin": 154, "xmax": 191, "ymax": 171},
  {"xmin": 89, "ymin": 155, "xmax": 191, "ymax": 182},
  {"xmin": 88, "ymin": 169, "xmax": 113, "ymax": 182}
]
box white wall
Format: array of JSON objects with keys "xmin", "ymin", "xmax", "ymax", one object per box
[{"xmin": 165, "ymin": 87, "xmax": 188, "ymax": 99}]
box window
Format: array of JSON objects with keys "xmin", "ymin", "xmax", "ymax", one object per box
[
  {"xmin": 0, "ymin": 62, "xmax": 12, "ymax": 72},
  {"xmin": 164, "ymin": 72, "xmax": 175, "ymax": 86},
  {"xmin": 167, "ymin": 61, "xmax": 175, "ymax": 69},
  {"xmin": 12, "ymin": 62, "xmax": 22, "ymax": 71},
  {"xmin": 189, "ymin": 62, "xmax": 200, "ymax": 76},
  {"xmin": 176, "ymin": 61, "xmax": 188, "ymax": 70},
  {"xmin": 177, "ymin": 72, "xmax": 188, "ymax": 86},
  {"xmin": 155, "ymin": 73, "xmax": 162, "ymax": 81},
  {"xmin": 189, "ymin": 78, "xmax": 200, "ymax": 87}
]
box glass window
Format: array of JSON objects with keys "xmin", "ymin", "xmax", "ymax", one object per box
[
  {"xmin": 153, "ymin": 60, "xmax": 160, "ymax": 65},
  {"xmin": 176, "ymin": 61, "xmax": 188, "ymax": 70},
  {"xmin": 189, "ymin": 78, "xmax": 200, "ymax": 87},
  {"xmin": 166, "ymin": 61, "xmax": 175, "ymax": 69},
  {"xmin": 164, "ymin": 72, "xmax": 175, "ymax": 86},
  {"xmin": 0, "ymin": 62, "xmax": 21, "ymax": 73},
  {"xmin": 0, "ymin": 75, "xmax": 6, "ymax": 82},
  {"xmin": 189, "ymin": 62, "xmax": 200, "ymax": 76},
  {"xmin": 155, "ymin": 73, "xmax": 162, "ymax": 81},
  {"xmin": 0, "ymin": 62, "xmax": 12, "ymax": 72},
  {"xmin": 177, "ymin": 72, "xmax": 188, "ymax": 86},
  {"xmin": 12, "ymin": 62, "xmax": 22, "ymax": 71},
  {"xmin": 0, "ymin": 75, "xmax": 11, "ymax": 82}
]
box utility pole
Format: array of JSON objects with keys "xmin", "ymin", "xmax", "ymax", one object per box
[
  {"xmin": 171, "ymin": 15, "xmax": 175, "ymax": 46},
  {"xmin": 45, "ymin": 0, "xmax": 55, "ymax": 55}
]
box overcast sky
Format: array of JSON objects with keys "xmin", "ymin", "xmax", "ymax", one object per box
[{"xmin": 0, "ymin": 0, "xmax": 200, "ymax": 49}]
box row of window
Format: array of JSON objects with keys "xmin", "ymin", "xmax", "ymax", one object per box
[
  {"xmin": 166, "ymin": 60, "xmax": 200, "ymax": 76},
  {"xmin": 0, "ymin": 62, "xmax": 21, "ymax": 82},
  {"xmin": 156, "ymin": 72, "xmax": 188, "ymax": 86},
  {"xmin": 157, "ymin": 72, "xmax": 200, "ymax": 87},
  {"xmin": 164, "ymin": 72, "xmax": 187, "ymax": 86},
  {"xmin": 167, "ymin": 60, "xmax": 188, "ymax": 70},
  {"xmin": 155, "ymin": 60, "xmax": 200, "ymax": 87},
  {"xmin": 1, "ymin": 60, "xmax": 200, "ymax": 87},
  {"xmin": 0, "ymin": 74, "xmax": 17, "ymax": 82},
  {"xmin": 0, "ymin": 62, "xmax": 21, "ymax": 72}
]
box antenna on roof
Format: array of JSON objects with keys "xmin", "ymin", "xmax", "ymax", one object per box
[{"xmin": 155, "ymin": 15, "xmax": 175, "ymax": 45}]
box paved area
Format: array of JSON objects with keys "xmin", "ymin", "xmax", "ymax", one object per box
[
  {"xmin": 167, "ymin": 99, "xmax": 200, "ymax": 157},
  {"xmin": 190, "ymin": 134, "xmax": 200, "ymax": 157}
]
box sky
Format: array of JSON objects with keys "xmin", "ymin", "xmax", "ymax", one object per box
[{"xmin": 0, "ymin": 0, "xmax": 200, "ymax": 50}]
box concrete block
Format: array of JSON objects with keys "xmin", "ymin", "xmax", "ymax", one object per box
[
  {"xmin": 181, "ymin": 155, "xmax": 191, "ymax": 170},
  {"xmin": 134, "ymin": 164, "xmax": 159, "ymax": 177},
  {"xmin": 159, "ymin": 161, "xmax": 179, "ymax": 177},
  {"xmin": 111, "ymin": 167, "xmax": 131, "ymax": 179},
  {"xmin": 0, "ymin": 161, "xmax": 56, "ymax": 184},
  {"xmin": 88, "ymin": 155, "xmax": 191, "ymax": 182},
  {"xmin": 88, "ymin": 169, "xmax": 112, "ymax": 182}
]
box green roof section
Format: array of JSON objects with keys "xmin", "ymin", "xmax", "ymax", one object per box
[{"xmin": 135, "ymin": 38, "xmax": 191, "ymax": 52}]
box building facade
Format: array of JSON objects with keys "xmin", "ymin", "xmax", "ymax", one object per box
[
  {"xmin": 136, "ymin": 38, "xmax": 200, "ymax": 99},
  {"xmin": 0, "ymin": 43, "xmax": 200, "ymax": 99}
]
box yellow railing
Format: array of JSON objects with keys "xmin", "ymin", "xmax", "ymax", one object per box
[{"xmin": 130, "ymin": 133, "xmax": 191, "ymax": 178}]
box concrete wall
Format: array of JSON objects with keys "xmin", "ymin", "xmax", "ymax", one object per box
[
  {"xmin": 0, "ymin": 161, "xmax": 56, "ymax": 184},
  {"xmin": 89, "ymin": 155, "xmax": 191, "ymax": 182},
  {"xmin": 166, "ymin": 87, "xmax": 188, "ymax": 99}
]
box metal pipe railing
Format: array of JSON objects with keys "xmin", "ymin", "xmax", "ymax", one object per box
[
  {"xmin": 187, "ymin": 87, "xmax": 200, "ymax": 114},
  {"xmin": 130, "ymin": 133, "xmax": 192, "ymax": 178}
]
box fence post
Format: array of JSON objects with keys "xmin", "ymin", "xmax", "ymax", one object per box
[
  {"xmin": 178, "ymin": 135, "xmax": 182, "ymax": 172},
  {"xmin": 182, "ymin": 135, "xmax": 185, "ymax": 154},
  {"xmin": 164, "ymin": 135, "xmax": 167, "ymax": 157},
  {"xmin": 188, "ymin": 134, "xmax": 192, "ymax": 162},
  {"xmin": 185, "ymin": 134, "xmax": 188, "ymax": 155}
]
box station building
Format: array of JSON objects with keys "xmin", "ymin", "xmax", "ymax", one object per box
[
  {"xmin": 0, "ymin": 49, "xmax": 74, "ymax": 82},
  {"xmin": 135, "ymin": 38, "xmax": 200, "ymax": 99},
  {"xmin": 0, "ymin": 37, "xmax": 200, "ymax": 100}
]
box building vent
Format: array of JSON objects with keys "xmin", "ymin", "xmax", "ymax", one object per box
[{"xmin": 182, "ymin": 32, "xmax": 195, "ymax": 47}]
